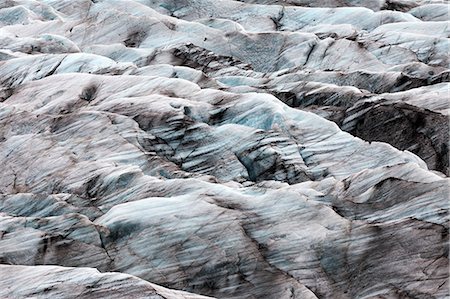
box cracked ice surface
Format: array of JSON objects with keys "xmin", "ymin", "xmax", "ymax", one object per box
[{"xmin": 0, "ymin": 0, "xmax": 448, "ymax": 298}]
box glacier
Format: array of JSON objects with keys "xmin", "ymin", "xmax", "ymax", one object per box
[{"xmin": 0, "ymin": 0, "xmax": 448, "ymax": 298}]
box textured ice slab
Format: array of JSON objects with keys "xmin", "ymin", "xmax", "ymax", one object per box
[
  {"xmin": 0, "ymin": 0, "xmax": 448, "ymax": 298},
  {"xmin": 0, "ymin": 264, "xmax": 214, "ymax": 299}
]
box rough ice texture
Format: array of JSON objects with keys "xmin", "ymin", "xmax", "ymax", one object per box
[{"xmin": 0, "ymin": 0, "xmax": 448, "ymax": 298}]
